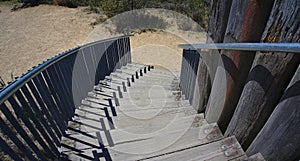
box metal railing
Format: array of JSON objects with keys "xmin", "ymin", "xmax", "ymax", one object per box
[
  {"xmin": 179, "ymin": 43, "xmax": 300, "ymax": 53},
  {"xmin": 0, "ymin": 35, "xmax": 132, "ymax": 160},
  {"xmin": 179, "ymin": 49, "xmax": 200, "ymax": 103}
]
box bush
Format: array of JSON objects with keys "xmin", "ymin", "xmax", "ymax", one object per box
[
  {"xmin": 17, "ymin": 0, "xmax": 41, "ymax": 5},
  {"xmin": 109, "ymin": 10, "xmax": 168, "ymax": 34},
  {"xmin": 10, "ymin": 0, "xmax": 209, "ymax": 29},
  {"xmin": 99, "ymin": 0, "xmax": 119, "ymax": 17},
  {"xmin": 98, "ymin": 0, "xmax": 209, "ymax": 30},
  {"xmin": 53, "ymin": 0, "xmax": 77, "ymax": 8}
]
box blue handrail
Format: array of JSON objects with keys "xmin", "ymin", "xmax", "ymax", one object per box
[
  {"xmin": 0, "ymin": 34, "xmax": 133, "ymax": 105},
  {"xmin": 179, "ymin": 43, "xmax": 300, "ymax": 53},
  {"xmin": 0, "ymin": 35, "xmax": 133, "ymax": 160}
]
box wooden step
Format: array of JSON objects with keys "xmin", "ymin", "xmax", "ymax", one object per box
[
  {"xmin": 111, "ymin": 108, "xmax": 197, "ymax": 133},
  {"xmin": 141, "ymin": 136, "xmax": 245, "ymax": 161},
  {"xmin": 83, "ymin": 95, "xmax": 189, "ymax": 108}
]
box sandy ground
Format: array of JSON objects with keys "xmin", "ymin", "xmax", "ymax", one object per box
[
  {"xmin": 130, "ymin": 31, "xmax": 189, "ymax": 72},
  {"xmin": 0, "ymin": 5, "xmax": 206, "ymax": 84},
  {"xmin": 84, "ymin": 8, "xmax": 207, "ymax": 73},
  {"xmin": 0, "ymin": 5, "xmax": 99, "ymax": 83}
]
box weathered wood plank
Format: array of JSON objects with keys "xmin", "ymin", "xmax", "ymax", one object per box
[
  {"xmin": 246, "ymin": 65, "xmax": 300, "ymax": 161},
  {"xmin": 192, "ymin": 55, "xmax": 212, "ymax": 112},
  {"xmin": 207, "ymin": 0, "xmax": 233, "ymax": 44},
  {"xmin": 225, "ymin": 0, "xmax": 300, "ymax": 149},
  {"xmin": 99, "ymin": 123, "xmax": 222, "ymax": 161},
  {"xmin": 192, "ymin": 0, "xmax": 232, "ymax": 113},
  {"xmin": 206, "ymin": 0, "xmax": 275, "ymax": 126},
  {"xmin": 98, "ymin": 114, "xmax": 208, "ymax": 146},
  {"xmin": 143, "ymin": 136, "xmax": 244, "ymax": 161},
  {"xmin": 247, "ymin": 153, "xmax": 265, "ymax": 161}
]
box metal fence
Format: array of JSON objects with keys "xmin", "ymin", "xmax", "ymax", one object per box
[
  {"xmin": 0, "ymin": 35, "xmax": 132, "ymax": 160},
  {"xmin": 179, "ymin": 49, "xmax": 200, "ymax": 103}
]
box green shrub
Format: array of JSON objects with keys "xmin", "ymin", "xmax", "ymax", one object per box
[
  {"xmin": 109, "ymin": 10, "xmax": 168, "ymax": 34},
  {"xmin": 17, "ymin": 0, "xmax": 41, "ymax": 5},
  {"xmin": 98, "ymin": 0, "xmax": 209, "ymax": 30},
  {"xmin": 53, "ymin": 0, "xmax": 77, "ymax": 8}
]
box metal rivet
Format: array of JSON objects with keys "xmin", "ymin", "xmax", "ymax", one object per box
[
  {"xmin": 221, "ymin": 145, "xmax": 227, "ymax": 150},
  {"xmin": 204, "ymin": 129, "xmax": 210, "ymax": 134},
  {"xmin": 224, "ymin": 151, "xmax": 231, "ymax": 157}
]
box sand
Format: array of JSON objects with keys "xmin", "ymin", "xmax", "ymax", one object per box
[
  {"xmin": 0, "ymin": 5, "xmax": 99, "ymax": 83},
  {"xmin": 0, "ymin": 4, "xmax": 206, "ymax": 84}
]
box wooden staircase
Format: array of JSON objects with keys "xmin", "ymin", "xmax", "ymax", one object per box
[{"xmin": 60, "ymin": 63, "xmax": 264, "ymax": 161}]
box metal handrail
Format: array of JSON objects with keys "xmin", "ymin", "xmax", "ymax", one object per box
[
  {"xmin": 178, "ymin": 43, "xmax": 300, "ymax": 53},
  {"xmin": 83, "ymin": 34, "xmax": 134, "ymax": 48},
  {"xmin": 0, "ymin": 34, "xmax": 133, "ymax": 104}
]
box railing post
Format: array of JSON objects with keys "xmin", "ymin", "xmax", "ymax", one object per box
[
  {"xmin": 188, "ymin": 50, "xmax": 200, "ymax": 103},
  {"xmin": 179, "ymin": 49, "xmax": 188, "ymax": 98},
  {"xmin": 180, "ymin": 49, "xmax": 200, "ymax": 103}
]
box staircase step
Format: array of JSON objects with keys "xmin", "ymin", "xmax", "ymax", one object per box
[
  {"xmin": 71, "ymin": 105, "xmax": 196, "ymax": 134},
  {"xmin": 96, "ymin": 82, "xmax": 178, "ymax": 92},
  {"xmin": 108, "ymin": 115, "xmax": 209, "ymax": 142},
  {"xmin": 140, "ymin": 71, "xmax": 178, "ymax": 78},
  {"xmin": 84, "ymin": 94, "xmax": 186, "ymax": 106},
  {"xmin": 141, "ymin": 136, "xmax": 245, "ymax": 161},
  {"xmin": 87, "ymin": 91, "xmax": 114, "ymax": 101},
  {"xmin": 115, "ymin": 105, "xmax": 196, "ymax": 118},
  {"xmin": 117, "ymin": 102, "xmax": 190, "ymax": 110},
  {"xmin": 117, "ymin": 68, "xmax": 175, "ymax": 78},
  {"xmin": 66, "ymin": 116, "xmax": 113, "ymax": 133},
  {"xmin": 121, "ymin": 90, "xmax": 181, "ymax": 100},
  {"xmin": 118, "ymin": 98, "xmax": 189, "ymax": 106},
  {"xmin": 77, "ymin": 103, "xmax": 195, "ymax": 117},
  {"xmin": 110, "ymin": 67, "xmax": 177, "ymax": 78},
  {"xmin": 80, "ymin": 98, "xmax": 194, "ymax": 117},
  {"xmin": 106, "ymin": 74, "xmax": 178, "ymax": 84},
  {"xmin": 83, "ymin": 96, "xmax": 190, "ymax": 109},
  {"xmin": 96, "ymin": 81, "xmax": 179, "ymax": 91},
  {"xmin": 98, "ymin": 114, "xmax": 207, "ymax": 145},
  {"xmin": 111, "ymin": 108, "xmax": 197, "ymax": 132},
  {"xmin": 79, "ymin": 98, "xmax": 193, "ymax": 114},
  {"xmin": 131, "ymin": 80, "xmax": 179, "ymax": 86}
]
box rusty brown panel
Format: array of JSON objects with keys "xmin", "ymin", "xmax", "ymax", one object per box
[
  {"xmin": 240, "ymin": 0, "xmax": 276, "ymax": 42},
  {"xmin": 216, "ymin": 0, "xmax": 275, "ymax": 132},
  {"xmin": 225, "ymin": 0, "xmax": 300, "ymax": 150}
]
